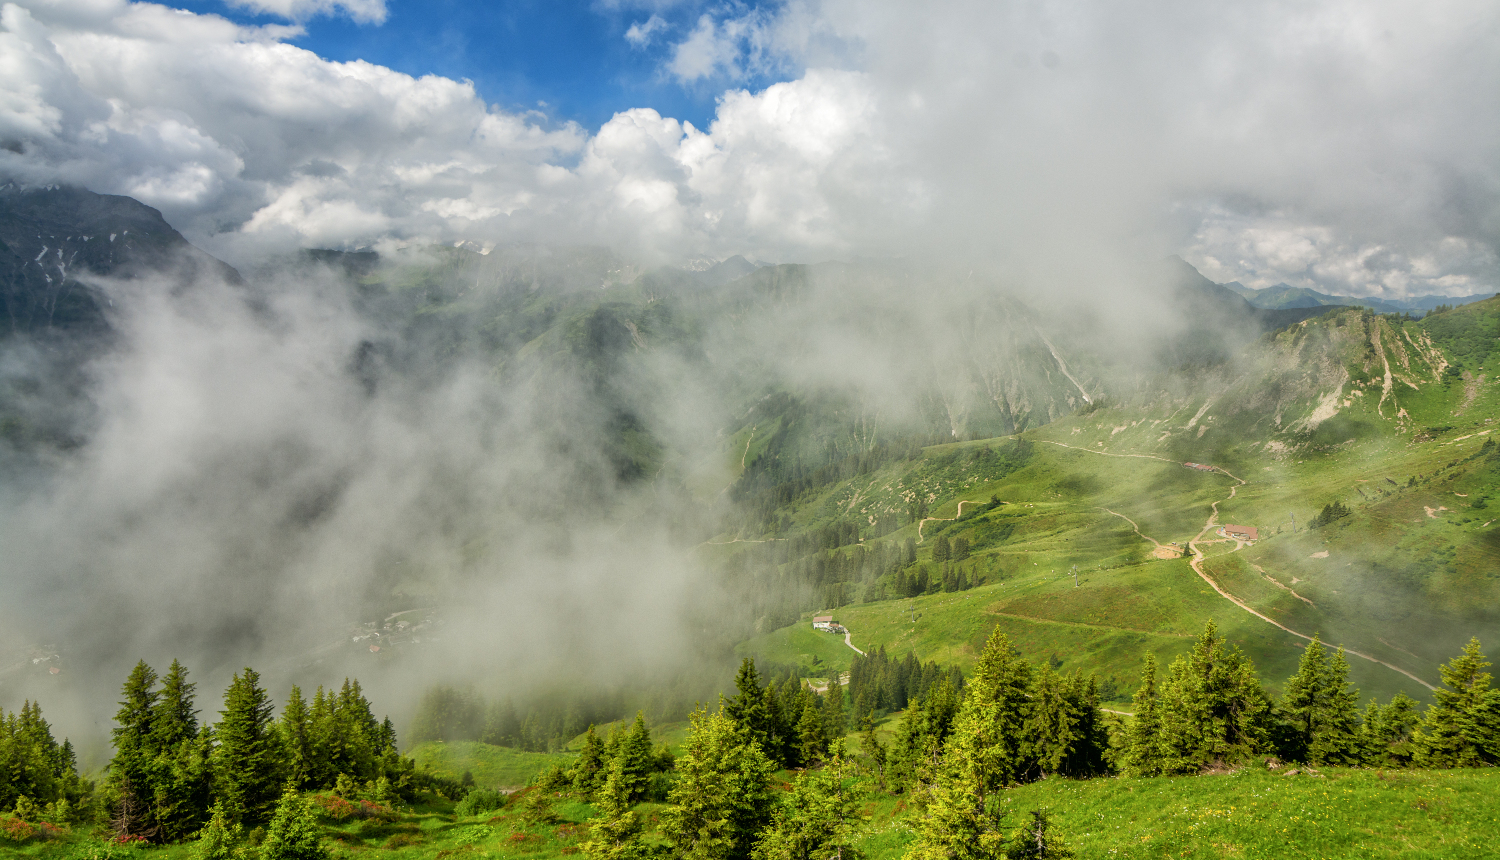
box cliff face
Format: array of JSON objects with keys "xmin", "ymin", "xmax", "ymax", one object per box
[{"xmin": 0, "ymin": 183, "xmax": 238, "ymax": 336}]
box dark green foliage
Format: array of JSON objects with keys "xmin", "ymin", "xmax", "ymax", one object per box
[
  {"xmin": 1361, "ymin": 693, "xmax": 1421, "ymax": 767},
  {"xmin": 1154, "ymin": 621, "xmax": 1271, "ymax": 773},
  {"xmin": 613, "ymin": 712, "xmax": 656, "ymax": 804},
  {"xmin": 191, "ymin": 802, "xmax": 244, "ymax": 860},
  {"xmin": 213, "ymin": 669, "xmax": 280, "ymax": 824},
  {"xmin": 887, "ymin": 676, "xmax": 962, "ymax": 793},
  {"xmin": 1413, "ymin": 638, "xmax": 1500, "ymax": 767},
  {"xmin": 453, "ymin": 788, "xmax": 506, "ymax": 817},
  {"xmin": 847, "ymin": 648, "xmax": 959, "ymax": 725},
  {"xmin": 582, "ymin": 755, "xmax": 646, "ymax": 860},
  {"xmin": 725, "ymin": 659, "xmax": 775, "ymax": 756},
  {"xmin": 1023, "ymin": 667, "xmax": 1109, "ymax": 780},
  {"xmin": 1308, "ymin": 501, "xmax": 1352, "ymax": 529},
  {"xmin": 822, "ymin": 678, "xmax": 846, "ymax": 742},
  {"xmin": 752, "ymin": 743, "xmax": 865, "ymax": 860},
  {"xmin": 1278, "ymin": 640, "xmax": 1363, "ymax": 765},
  {"xmin": 663, "ymin": 706, "xmax": 776, "ymax": 860},
  {"xmin": 280, "ymin": 687, "xmax": 313, "ymax": 791},
  {"xmin": 905, "ymin": 630, "xmax": 1034, "ymax": 860},
  {"xmin": 0, "ymin": 700, "xmax": 86, "ymax": 814},
  {"xmin": 570, "ymin": 725, "xmax": 608, "ymax": 795},
  {"xmin": 259, "ymin": 787, "xmax": 330, "ymax": 860},
  {"xmin": 795, "ymin": 699, "xmax": 826, "ymax": 767},
  {"xmin": 1120, "ymin": 655, "xmax": 1161, "ymax": 777},
  {"xmin": 933, "ymin": 536, "xmax": 951, "ymax": 563}
]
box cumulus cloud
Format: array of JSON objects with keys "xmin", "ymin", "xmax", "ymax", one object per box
[{"xmin": 1, "ymin": 0, "xmax": 1497, "ymax": 294}]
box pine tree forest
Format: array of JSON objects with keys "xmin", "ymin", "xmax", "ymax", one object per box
[{"xmin": 2, "ymin": 632, "xmax": 1499, "ymax": 856}]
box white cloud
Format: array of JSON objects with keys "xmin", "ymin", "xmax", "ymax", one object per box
[
  {"xmin": 624, "ymin": 13, "xmax": 666, "ymax": 48},
  {"xmin": 1, "ymin": 0, "xmax": 1497, "ymax": 294}
]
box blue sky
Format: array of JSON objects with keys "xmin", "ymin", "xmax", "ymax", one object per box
[{"xmin": 171, "ymin": 0, "xmax": 788, "ymax": 132}]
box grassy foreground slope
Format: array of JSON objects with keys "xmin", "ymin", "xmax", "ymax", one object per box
[{"xmin": 14, "ymin": 767, "xmax": 1495, "ymax": 859}]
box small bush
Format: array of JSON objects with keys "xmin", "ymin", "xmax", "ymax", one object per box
[{"xmin": 455, "ymin": 789, "xmax": 507, "ymax": 817}]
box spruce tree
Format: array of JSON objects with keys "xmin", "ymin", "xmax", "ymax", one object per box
[
  {"xmin": 572, "ymin": 725, "xmax": 607, "ymax": 795},
  {"xmin": 1121, "ymin": 655, "xmax": 1161, "ymax": 777},
  {"xmin": 796, "ymin": 699, "xmax": 826, "ymax": 767},
  {"xmin": 724, "ymin": 659, "xmax": 774, "ymax": 761},
  {"xmin": 259, "ymin": 786, "xmax": 330, "ymax": 860},
  {"xmin": 1360, "ymin": 693, "xmax": 1420, "ymax": 766},
  {"xmin": 1023, "ymin": 666, "xmax": 1077, "ymax": 779},
  {"xmin": 663, "ymin": 706, "xmax": 776, "ymax": 860},
  {"xmin": 109, "ymin": 661, "xmax": 161, "ymax": 840},
  {"xmin": 1155, "ymin": 621, "xmax": 1270, "ymax": 773},
  {"xmin": 191, "ymin": 801, "xmax": 244, "ymax": 860},
  {"xmin": 280, "ymin": 686, "xmax": 313, "ymax": 790},
  {"xmin": 752, "ymin": 743, "xmax": 866, "ymax": 860},
  {"xmin": 614, "ymin": 712, "xmax": 655, "ymax": 804},
  {"xmin": 154, "ymin": 660, "xmax": 199, "ymax": 751},
  {"xmin": 1003, "ymin": 809, "xmax": 1072, "ymax": 859},
  {"xmin": 1413, "ymin": 638, "xmax": 1500, "ymax": 767},
  {"xmin": 1280, "ymin": 640, "xmax": 1363, "ymax": 765},
  {"xmin": 904, "ymin": 630, "xmax": 1033, "ymax": 860},
  {"xmin": 582, "ymin": 756, "xmax": 646, "ymax": 860},
  {"xmin": 823, "ymin": 679, "xmax": 847, "ymax": 743},
  {"xmin": 213, "ymin": 668, "xmax": 280, "ymax": 823}
]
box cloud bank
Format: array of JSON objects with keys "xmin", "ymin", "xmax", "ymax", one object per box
[{"xmin": 2, "ymin": 0, "xmax": 1497, "ymax": 295}]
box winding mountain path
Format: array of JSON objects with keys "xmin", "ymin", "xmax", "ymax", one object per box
[
  {"xmin": 917, "ymin": 499, "xmax": 983, "ymax": 542},
  {"xmin": 844, "ymin": 631, "xmax": 865, "ymax": 656},
  {"xmin": 1048, "ymin": 438, "xmax": 1437, "ymax": 690}
]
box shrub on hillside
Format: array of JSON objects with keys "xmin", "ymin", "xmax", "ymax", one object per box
[{"xmin": 454, "ymin": 789, "xmax": 506, "ymax": 817}]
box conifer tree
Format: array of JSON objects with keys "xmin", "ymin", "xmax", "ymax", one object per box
[
  {"xmin": 1121, "ymin": 655, "xmax": 1161, "ymax": 777},
  {"xmin": 280, "ymin": 686, "xmax": 313, "ymax": 790},
  {"xmin": 823, "ymin": 679, "xmax": 847, "ymax": 743},
  {"xmin": 582, "ymin": 755, "xmax": 645, "ymax": 860},
  {"xmin": 904, "ymin": 630, "xmax": 1033, "ymax": 860},
  {"xmin": 213, "ymin": 668, "xmax": 280, "ymax": 823},
  {"xmin": 933, "ymin": 536, "xmax": 951, "ymax": 563},
  {"xmin": 796, "ymin": 699, "xmax": 826, "ymax": 767},
  {"xmin": 1025, "ymin": 670, "xmax": 1107, "ymax": 779},
  {"xmin": 663, "ymin": 706, "xmax": 776, "ymax": 860},
  {"xmin": 614, "ymin": 712, "xmax": 656, "ymax": 804},
  {"xmin": 259, "ymin": 786, "xmax": 330, "ymax": 860},
  {"xmin": 752, "ymin": 742, "xmax": 866, "ymax": 860},
  {"xmin": 725, "ymin": 659, "xmax": 775, "ymax": 762},
  {"xmin": 1413, "ymin": 638, "xmax": 1500, "ymax": 767},
  {"xmin": 572, "ymin": 725, "xmax": 607, "ymax": 795},
  {"xmin": 1280, "ymin": 639, "xmax": 1363, "ymax": 765},
  {"xmin": 1155, "ymin": 621, "xmax": 1270, "ymax": 773},
  {"xmin": 860, "ymin": 719, "xmax": 888, "ymax": 790},
  {"xmin": 154, "ymin": 660, "xmax": 199, "ymax": 751},
  {"xmin": 1360, "ymin": 693, "xmax": 1421, "ymax": 766},
  {"xmin": 109, "ymin": 661, "xmax": 161, "ymax": 839},
  {"xmin": 192, "ymin": 801, "xmax": 244, "ymax": 860}
]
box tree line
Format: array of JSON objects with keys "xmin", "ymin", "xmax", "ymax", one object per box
[
  {"xmin": 0, "ymin": 659, "xmax": 451, "ymax": 849},
  {"xmin": 571, "ymin": 625, "xmax": 1499, "ymax": 860}
]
